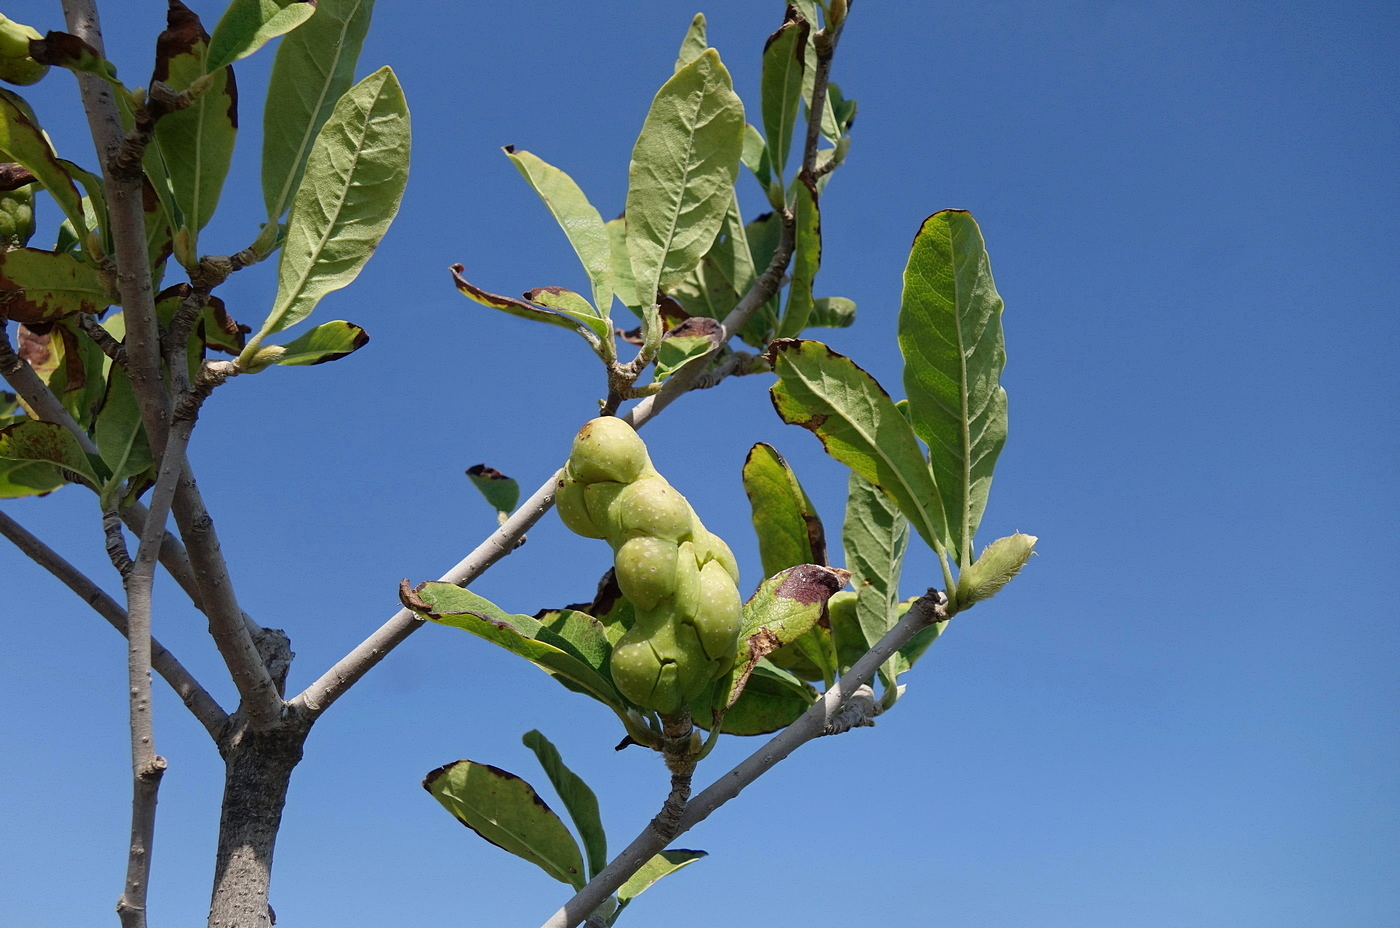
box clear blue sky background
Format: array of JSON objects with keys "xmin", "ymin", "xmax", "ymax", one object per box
[{"xmin": 3, "ymin": 1, "xmax": 1397, "ymax": 925}]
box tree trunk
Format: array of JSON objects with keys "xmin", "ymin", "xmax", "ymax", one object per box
[{"xmin": 207, "ymin": 717, "xmax": 309, "ymax": 928}]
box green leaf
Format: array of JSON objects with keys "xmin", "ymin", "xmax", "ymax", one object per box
[
  {"xmin": 149, "ymin": 3, "xmax": 238, "ymax": 247},
  {"xmin": 451, "ymin": 268, "xmax": 604, "ymax": 350},
  {"xmin": 0, "ymin": 89, "xmax": 87, "ymax": 235},
  {"xmin": 0, "ymin": 248, "xmax": 112, "ymax": 324},
  {"xmin": 809, "ymin": 296, "xmax": 854, "ymax": 329},
  {"xmin": 842, "ymin": 472, "xmax": 908, "ymax": 667},
  {"xmin": 423, "ymin": 760, "xmax": 586, "ymax": 889},
  {"xmin": 248, "ymin": 66, "xmax": 410, "ymax": 353},
  {"xmin": 271, "ymin": 319, "xmax": 369, "ymax": 365},
  {"xmin": 899, "ymin": 210, "xmax": 1008, "ymax": 568},
  {"xmin": 0, "ymin": 420, "xmax": 103, "ymax": 487},
  {"xmin": 700, "ymin": 662, "xmax": 816, "ymax": 735},
  {"xmin": 777, "ymin": 175, "xmax": 819, "ymax": 337},
  {"xmin": 673, "ymin": 13, "xmax": 707, "ymax": 72},
  {"xmin": 605, "ymin": 218, "xmax": 640, "ymax": 314},
  {"xmin": 768, "ymin": 339, "xmax": 950, "ymax": 560},
  {"xmin": 0, "ymin": 459, "xmax": 66, "ymax": 498},
  {"xmin": 92, "ymin": 365, "xmax": 154, "ymax": 487},
  {"xmin": 401, "ymin": 581, "xmax": 623, "ymax": 711},
  {"xmin": 653, "ymin": 318, "xmax": 720, "ymax": 382},
  {"xmin": 739, "ymin": 123, "xmax": 779, "ymax": 208},
  {"xmin": 742, "ymin": 442, "xmax": 826, "ymax": 579},
  {"xmin": 261, "ymin": 0, "xmax": 374, "ymax": 219},
  {"xmin": 719, "ymin": 564, "xmax": 849, "ymax": 713},
  {"xmin": 521, "ymin": 730, "xmax": 608, "ymax": 881},
  {"xmin": 207, "ymin": 0, "xmax": 317, "ymax": 72},
  {"xmin": 504, "ymin": 148, "xmax": 613, "ymax": 317},
  {"xmin": 465, "ymin": 464, "xmax": 519, "ymax": 518},
  {"xmin": 526, "ymin": 286, "xmax": 612, "ymax": 342},
  {"xmin": 760, "ymin": 11, "xmax": 808, "ymax": 183},
  {"xmin": 614, "ymin": 848, "xmax": 707, "ymax": 919},
  {"xmin": 625, "ymin": 48, "xmax": 745, "ymax": 310}
]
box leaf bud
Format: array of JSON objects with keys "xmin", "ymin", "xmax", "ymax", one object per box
[{"xmin": 954, "ymin": 533, "xmax": 1037, "ymax": 611}]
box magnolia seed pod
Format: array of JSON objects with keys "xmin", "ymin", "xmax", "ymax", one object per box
[
  {"xmin": 614, "ymin": 535, "xmax": 679, "ymax": 611},
  {"xmin": 567, "ymin": 416, "xmax": 650, "ymax": 485},
  {"xmin": 688, "ymin": 560, "xmax": 741, "ymax": 666},
  {"xmin": 554, "ymin": 477, "xmax": 602, "ymax": 539},
  {"xmin": 669, "ymin": 540, "xmax": 702, "ymax": 618},
  {"xmin": 581, "ymin": 480, "xmax": 628, "ymax": 533},
  {"xmin": 0, "ymin": 183, "xmax": 35, "ymax": 248},
  {"xmin": 609, "ymin": 475, "xmax": 694, "ymax": 543},
  {"xmin": 706, "ymin": 531, "xmax": 740, "ymax": 584}
]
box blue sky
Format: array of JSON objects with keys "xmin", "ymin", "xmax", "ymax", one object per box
[{"xmin": 3, "ymin": 1, "xmax": 1397, "ymax": 925}]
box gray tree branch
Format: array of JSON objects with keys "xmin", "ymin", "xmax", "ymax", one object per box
[
  {"xmin": 63, "ymin": 0, "xmax": 283, "ymax": 732},
  {"xmin": 540, "ymin": 590, "xmax": 949, "ymax": 928}
]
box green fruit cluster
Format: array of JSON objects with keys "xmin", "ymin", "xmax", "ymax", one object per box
[
  {"xmin": 557, "ymin": 417, "xmax": 741, "ymax": 715},
  {"xmin": 0, "ymin": 14, "xmax": 48, "ymax": 86}
]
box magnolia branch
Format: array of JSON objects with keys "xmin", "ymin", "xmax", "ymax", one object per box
[
  {"xmin": 540, "ymin": 590, "xmax": 950, "ymax": 928},
  {"xmin": 64, "ymin": 0, "xmax": 282, "ymax": 732}
]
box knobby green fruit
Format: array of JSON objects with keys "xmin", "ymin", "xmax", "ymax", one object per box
[
  {"xmin": 0, "ymin": 15, "xmax": 48, "ymax": 85},
  {"xmin": 0, "ymin": 182, "xmax": 34, "ymax": 248},
  {"xmin": 557, "ymin": 417, "xmax": 742, "ymax": 714}
]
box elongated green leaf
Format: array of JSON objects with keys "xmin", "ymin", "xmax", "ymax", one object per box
[
  {"xmin": 465, "ymin": 464, "xmax": 519, "ymax": 517},
  {"xmin": 614, "ymin": 848, "xmax": 707, "ymax": 918},
  {"xmin": 262, "ymin": 0, "xmax": 374, "ymax": 219},
  {"xmin": 250, "ymin": 66, "xmax": 409, "ymax": 350},
  {"xmin": 400, "ymin": 581, "xmax": 622, "ymax": 711},
  {"xmin": 760, "ymin": 12, "xmax": 808, "ymax": 183},
  {"xmin": 842, "ymin": 471, "xmax": 908, "ymax": 658},
  {"xmin": 526, "ymin": 286, "xmax": 611, "ymax": 341},
  {"xmin": 625, "ymin": 48, "xmax": 745, "ymax": 309},
  {"xmin": 92, "ymin": 365, "xmax": 153, "ymax": 486},
  {"xmin": 272, "ymin": 319, "xmax": 369, "ymax": 365},
  {"xmin": 505, "ymin": 148, "xmax": 613, "ymax": 316},
  {"xmin": 149, "ymin": 3, "xmax": 237, "ymax": 246},
  {"xmin": 605, "ymin": 218, "xmax": 640, "ymax": 314},
  {"xmin": 899, "ymin": 210, "xmax": 1007, "ymax": 567},
  {"xmin": 0, "ymin": 459, "xmax": 66, "ymax": 498},
  {"xmin": 207, "ymin": 0, "xmax": 316, "ymax": 72},
  {"xmin": 0, "ymin": 89, "xmax": 87, "ymax": 234},
  {"xmin": 653, "ymin": 317, "xmax": 720, "ymax": 381},
  {"xmin": 423, "ymin": 760, "xmax": 586, "ymax": 889},
  {"xmin": 0, "ymin": 420, "xmax": 102, "ymax": 487},
  {"xmin": 742, "ymin": 442, "xmax": 826, "ymax": 579},
  {"xmin": 768, "ymin": 338, "xmax": 949, "ymax": 558},
  {"xmin": 0, "ymin": 248, "xmax": 112, "ymax": 324},
  {"xmin": 777, "ymin": 175, "xmax": 819, "ymax": 337},
  {"xmin": 521, "ymin": 730, "xmax": 608, "ymax": 881},
  {"xmin": 674, "ymin": 13, "xmax": 707, "ymax": 72}
]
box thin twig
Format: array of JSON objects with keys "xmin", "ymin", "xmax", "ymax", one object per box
[
  {"xmin": 0, "ymin": 508, "xmax": 227, "ymax": 736},
  {"xmin": 539, "ymin": 590, "xmax": 949, "ymax": 928}
]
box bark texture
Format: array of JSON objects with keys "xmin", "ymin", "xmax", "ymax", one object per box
[{"xmin": 207, "ymin": 717, "xmax": 308, "ymax": 928}]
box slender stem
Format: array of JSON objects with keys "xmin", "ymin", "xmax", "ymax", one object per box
[
  {"xmin": 539, "ymin": 590, "xmax": 948, "ymax": 928},
  {"xmin": 113, "ymin": 416, "xmax": 192, "ymax": 928},
  {"xmin": 0, "ymin": 508, "xmax": 228, "ymax": 736}
]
